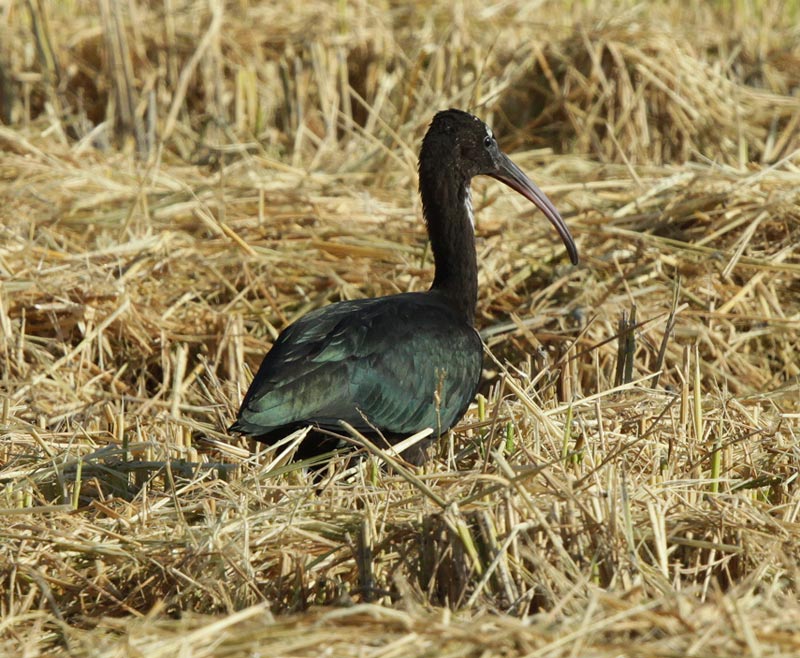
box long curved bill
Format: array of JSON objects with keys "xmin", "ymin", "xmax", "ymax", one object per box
[{"xmin": 490, "ymin": 152, "xmax": 579, "ymax": 265}]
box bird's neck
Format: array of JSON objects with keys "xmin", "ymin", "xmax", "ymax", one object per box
[{"xmin": 419, "ymin": 168, "xmax": 478, "ymax": 325}]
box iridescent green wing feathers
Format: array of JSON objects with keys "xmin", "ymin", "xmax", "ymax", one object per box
[{"xmin": 232, "ymin": 293, "xmax": 482, "ymax": 438}]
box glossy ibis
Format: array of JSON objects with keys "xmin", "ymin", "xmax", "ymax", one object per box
[{"xmin": 230, "ymin": 109, "xmax": 579, "ymax": 464}]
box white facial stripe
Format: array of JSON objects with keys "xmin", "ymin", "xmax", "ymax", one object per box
[
  {"xmin": 485, "ymin": 125, "xmax": 493, "ymax": 141},
  {"xmin": 464, "ymin": 187, "xmax": 474, "ymax": 230}
]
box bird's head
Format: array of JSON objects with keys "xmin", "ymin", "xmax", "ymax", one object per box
[{"xmin": 420, "ymin": 109, "xmax": 579, "ymax": 265}]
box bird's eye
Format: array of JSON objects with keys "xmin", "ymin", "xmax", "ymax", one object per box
[{"xmin": 483, "ymin": 136, "xmax": 493, "ymax": 148}]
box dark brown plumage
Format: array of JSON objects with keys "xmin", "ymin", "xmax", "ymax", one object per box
[{"xmin": 230, "ymin": 109, "xmax": 578, "ymax": 464}]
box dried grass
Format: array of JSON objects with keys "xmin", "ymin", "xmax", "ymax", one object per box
[{"xmin": 1, "ymin": 0, "xmax": 799, "ymax": 656}]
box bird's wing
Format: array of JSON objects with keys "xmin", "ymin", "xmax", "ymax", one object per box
[{"xmin": 233, "ymin": 295, "xmax": 482, "ymax": 437}]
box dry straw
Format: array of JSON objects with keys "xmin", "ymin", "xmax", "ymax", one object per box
[{"xmin": 1, "ymin": 0, "xmax": 799, "ymax": 656}]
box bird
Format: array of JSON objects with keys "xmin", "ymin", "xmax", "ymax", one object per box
[{"xmin": 229, "ymin": 109, "xmax": 579, "ymax": 465}]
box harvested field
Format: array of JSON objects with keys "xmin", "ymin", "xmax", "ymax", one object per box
[{"xmin": 1, "ymin": 0, "xmax": 799, "ymax": 656}]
